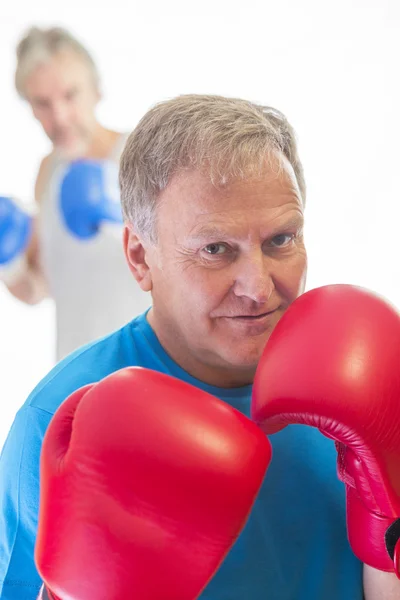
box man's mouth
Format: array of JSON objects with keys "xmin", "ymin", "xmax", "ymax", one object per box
[{"xmin": 228, "ymin": 310, "xmax": 277, "ymax": 320}]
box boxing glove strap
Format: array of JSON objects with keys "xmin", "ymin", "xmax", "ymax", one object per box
[
  {"xmin": 347, "ymin": 486, "xmax": 399, "ymax": 574},
  {"xmin": 385, "ymin": 518, "xmax": 400, "ymax": 562}
]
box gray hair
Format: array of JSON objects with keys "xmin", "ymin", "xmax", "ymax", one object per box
[
  {"xmin": 120, "ymin": 94, "xmax": 306, "ymax": 243},
  {"xmin": 15, "ymin": 26, "xmax": 100, "ymax": 98}
]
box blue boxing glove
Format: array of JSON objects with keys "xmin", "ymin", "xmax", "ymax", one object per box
[
  {"xmin": 60, "ymin": 159, "xmax": 123, "ymax": 240},
  {"xmin": 0, "ymin": 195, "xmax": 33, "ymax": 284},
  {"xmin": 0, "ymin": 195, "xmax": 32, "ymax": 264}
]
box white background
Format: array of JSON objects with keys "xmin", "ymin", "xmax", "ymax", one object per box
[{"xmin": 1, "ymin": 0, "xmax": 399, "ymax": 449}]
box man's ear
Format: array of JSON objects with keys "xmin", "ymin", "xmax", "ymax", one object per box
[
  {"xmin": 94, "ymin": 82, "xmax": 102, "ymax": 104},
  {"xmin": 123, "ymin": 224, "xmax": 153, "ymax": 292}
]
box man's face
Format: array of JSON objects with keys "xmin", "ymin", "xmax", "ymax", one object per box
[
  {"xmin": 133, "ymin": 154, "xmax": 307, "ymax": 387},
  {"xmin": 24, "ymin": 50, "xmax": 100, "ymax": 157}
]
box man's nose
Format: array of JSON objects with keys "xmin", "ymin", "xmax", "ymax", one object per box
[
  {"xmin": 232, "ymin": 252, "xmax": 274, "ymax": 304},
  {"xmin": 51, "ymin": 102, "xmax": 70, "ymax": 128}
]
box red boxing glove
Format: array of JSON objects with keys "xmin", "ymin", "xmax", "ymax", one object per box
[
  {"xmin": 252, "ymin": 285, "xmax": 400, "ymax": 576},
  {"xmin": 35, "ymin": 367, "xmax": 271, "ymax": 600}
]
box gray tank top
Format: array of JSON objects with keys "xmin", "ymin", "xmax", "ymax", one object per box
[{"xmin": 38, "ymin": 134, "xmax": 151, "ymax": 360}]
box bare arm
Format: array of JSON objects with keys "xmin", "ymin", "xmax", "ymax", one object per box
[
  {"xmin": 5, "ymin": 156, "xmax": 51, "ymax": 305},
  {"xmin": 364, "ymin": 565, "xmax": 400, "ymax": 600}
]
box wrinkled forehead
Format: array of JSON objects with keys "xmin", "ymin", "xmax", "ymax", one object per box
[
  {"xmin": 155, "ymin": 154, "xmax": 304, "ymax": 238},
  {"xmin": 25, "ymin": 50, "xmax": 95, "ymax": 97},
  {"xmin": 167, "ymin": 149, "xmax": 299, "ymax": 197}
]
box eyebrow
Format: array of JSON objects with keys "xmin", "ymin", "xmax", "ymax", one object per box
[
  {"xmin": 189, "ymin": 225, "xmax": 231, "ymax": 240},
  {"xmin": 189, "ymin": 215, "xmax": 304, "ymax": 241},
  {"xmin": 32, "ymin": 96, "xmax": 49, "ymax": 104}
]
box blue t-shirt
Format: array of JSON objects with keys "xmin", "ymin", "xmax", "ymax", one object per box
[{"xmin": 0, "ymin": 312, "xmax": 363, "ymax": 599}]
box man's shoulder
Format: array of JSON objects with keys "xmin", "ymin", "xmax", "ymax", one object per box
[{"xmin": 26, "ymin": 319, "xmax": 147, "ymax": 416}]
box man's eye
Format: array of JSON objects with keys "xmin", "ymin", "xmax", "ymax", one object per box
[
  {"xmin": 35, "ymin": 100, "xmax": 49, "ymax": 109},
  {"xmin": 65, "ymin": 89, "xmax": 78, "ymax": 101},
  {"xmin": 203, "ymin": 243, "xmax": 227, "ymax": 255},
  {"xmin": 270, "ymin": 234, "xmax": 294, "ymax": 247}
]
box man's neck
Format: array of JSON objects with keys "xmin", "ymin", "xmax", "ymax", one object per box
[
  {"xmin": 83, "ymin": 124, "xmax": 121, "ymax": 160},
  {"xmin": 52, "ymin": 124, "xmax": 121, "ymax": 161}
]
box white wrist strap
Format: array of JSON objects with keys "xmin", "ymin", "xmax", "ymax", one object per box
[{"xmin": 0, "ymin": 253, "xmax": 29, "ymax": 286}]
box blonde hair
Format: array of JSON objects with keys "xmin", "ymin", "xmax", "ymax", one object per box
[
  {"xmin": 15, "ymin": 26, "xmax": 100, "ymax": 98},
  {"xmin": 120, "ymin": 94, "xmax": 306, "ymax": 243}
]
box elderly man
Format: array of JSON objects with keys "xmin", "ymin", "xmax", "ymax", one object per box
[
  {"xmin": 1, "ymin": 95, "xmax": 398, "ymax": 599},
  {"xmin": 1, "ymin": 26, "xmax": 149, "ymax": 360}
]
